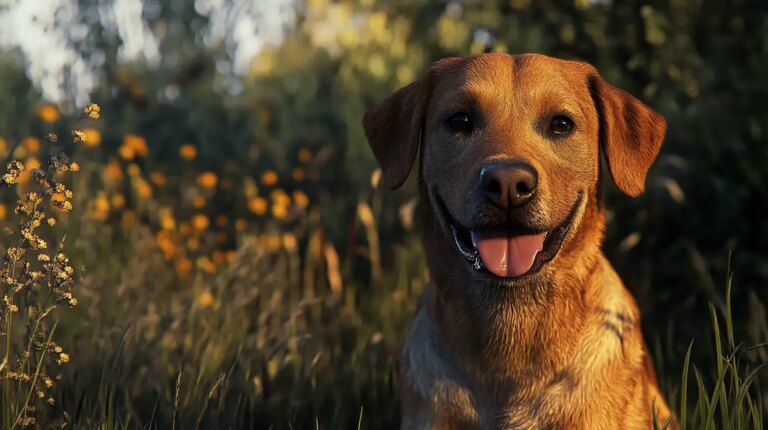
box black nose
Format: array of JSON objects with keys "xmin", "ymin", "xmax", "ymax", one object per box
[{"xmin": 480, "ymin": 162, "xmax": 538, "ymax": 209}]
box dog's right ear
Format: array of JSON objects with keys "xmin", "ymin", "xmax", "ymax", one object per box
[{"xmin": 362, "ymin": 58, "xmax": 459, "ymax": 189}]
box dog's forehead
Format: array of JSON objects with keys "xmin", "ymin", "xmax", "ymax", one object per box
[{"xmin": 431, "ymin": 53, "xmax": 592, "ymax": 105}]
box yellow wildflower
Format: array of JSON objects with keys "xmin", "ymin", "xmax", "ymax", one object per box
[
  {"xmin": 126, "ymin": 134, "xmax": 148, "ymax": 156},
  {"xmin": 83, "ymin": 103, "xmax": 101, "ymax": 119},
  {"xmin": 247, "ymin": 197, "xmax": 268, "ymax": 215},
  {"xmin": 94, "ymin": 194, "xmax": 110, "ymax": 211},
  {"xmin": 179, "ymin": 144, "xmax": 197, "ymax": 160},
  {"xmin": 215, "ymin": 214, "xmax": 228, "ymax": 227},
  {"xmin": 160, "ymin": 212, "xmax": 176, "ymax": 231},
  {"xmin": 156, "ymin": 230, "xmax": 177, "ymax": 260},
  {"xmin": 72, "ymin": 130, "xmax": 87, "ymax": 143},
  {"xmin": 120, "ymin": 134, "xmax": 148, "ymax": 159},
  {"xmin": 282, "ymin": 233, "xmax": 298, "ymax": 251},
  {"xmin": 92, "ymin": 193, "xmax": 110, "ymax": 221},
  {"xmin": 150, "ymin": 172, "xmax": 167, "ymax": 186},
  {"xmin": 191, "ymin": 214, "xmax": 210, "ymax": 231},
  {"xmin": 271, "ymin": 202, "xmax": 288, "ymax": 219},
  {"xmin": 196, "ymin": 257, "xmax": 216, "ymax": 275},
  {"xmin": 192, "ymin": 196, "xmax": 206, "ymax": 209},
  {"xmin": 261, "ymin": 170, "xmax": 278, "ymax": 186},
  {"xmin": 118, "ymin": 144, "xmax": 135, "ymax": 160},
  {"xmin": 196, "ymin": 172, "xmax": 218, "ymax": 189},
  {"xmin": 270, "ymin": 189, "xmax": 290, "ymax": 206},
  {"xmin": 111, "ymin": 194, "xmax": 126, "ymax": 210},
  {"xmin": 105, "ymin": 160, "xmax": 123, "ymax": 181},
  {"xmin": 82, "ymin": 128, "xmax": 101, "ymax": 147},
  {"xmin": 127, "ymin": 163, "xmax": 141, "ymax": 177},
  {"xmin": 7, "ymin": 247, "xmax": 25, "ymax": 262},
  {"xmin": 293, "ymin": 191, "xmax": 310, "ymax": 208},
  {"xmin": 197, "ymin": 289, "xmax": 215, "ymax": 306},
  {"xmin": 39, "ymin": 104, "xmax": 59, "ymax": 123},
  {"xmin": 23, "ymin": 137, "xmax": 40, "ymax": 153},
  {"xmin": 50, "ymin": 193, "xmax": 69, "ymax": 211},
  {"xmin": 136, "ymin": 180, "xmax": 152, "ymax": 198},
  {"xmin": 259, "ymin": 233, "xmax": 282, "ymax": 251},
  {"xmin": 2, "ymin": 160, "xmax": 23, "ymax": 184}
]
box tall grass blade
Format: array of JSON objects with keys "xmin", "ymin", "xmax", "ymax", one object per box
[
  {"xmin": 357, "ymin": 406, "xmax": 364, "ymax": 430},
  {"xmin": 709, "ymin": 304, "xmax": 730, "ymax": 428},
  {"xmin": 725, "ymin": 251, "xmax": 735, "ymax": 350},
  {"xmin": 172, "ymin": 365, "xmax": 183, "ymax": 430},
  {"xmin": 728, "ymin": 361, "xmax": 767, "ymax": 428},
  {"xmin": 680, "ymin": 340, "xmax": 694, "ymax": 430}
]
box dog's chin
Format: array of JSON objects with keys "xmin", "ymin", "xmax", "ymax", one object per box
[{"xmin": 431, "ymin": 190, "xmax": 584, "ymax": 286}]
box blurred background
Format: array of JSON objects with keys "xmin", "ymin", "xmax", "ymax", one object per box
[{"xmin": 0, "ymin": 0, "xmax": 767, "ymax": 428}]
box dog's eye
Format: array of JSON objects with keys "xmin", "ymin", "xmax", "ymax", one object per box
[
  {"xmin": 549, "ymin": 115, "xmax": 574, "ymax": 135},
  {"xmin": 445, "ymin": 112, "xmax": 473, "ymax": 134}
]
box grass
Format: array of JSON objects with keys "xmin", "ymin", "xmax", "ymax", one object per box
[
  {"xmin": 0, "ymin": 105, "xmax": 765, "ymax": 429},
  {"xmin": 672, "ymin": 262, "xmax": 767, "ymax": 430}
]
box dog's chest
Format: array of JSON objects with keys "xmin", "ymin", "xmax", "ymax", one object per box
[
  {"xmin": 402, "ymin": 312, "xmax": 595, "ymax": 430},
  {"xmin": 401, "ymin": 302, "xmax": 635, "ymax": 430}
]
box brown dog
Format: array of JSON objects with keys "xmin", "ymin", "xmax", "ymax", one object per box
[{"xmin": 362, "ymin": 53, "xmax": 676, "ymax": 430}]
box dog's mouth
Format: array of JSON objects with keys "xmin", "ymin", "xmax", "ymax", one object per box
[{"xmin": 433, "ymin": 191, "xmax": 583, "ymax": 279}]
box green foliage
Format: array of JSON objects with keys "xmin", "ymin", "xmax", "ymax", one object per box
[{"xmin": 660, "ymin": 259, "xmax": 766, "ymax": 430}]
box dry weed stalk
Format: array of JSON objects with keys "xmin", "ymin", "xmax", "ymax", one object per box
[{"xmin": 0, "ymin": 103, "xmax": 99, "ymax": 427}]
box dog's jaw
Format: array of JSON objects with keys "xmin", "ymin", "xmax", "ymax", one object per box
[{"xmin": 428, "ymin": 186, "xmax": 585, "ymax": 285}]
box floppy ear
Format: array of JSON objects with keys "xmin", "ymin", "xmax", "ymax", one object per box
[
  {"xmin": 589, "ymin": 74, "xmax": 667, "ymax": 197},
  {"xmin": 363, "ymin": 59, "xmax": 461, "ymax": 189},
  {"xmin": 362, "ymin": 79, "xmax": 429, "ymax": 189}
]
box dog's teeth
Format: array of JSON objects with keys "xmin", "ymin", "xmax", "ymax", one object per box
[{"xmin": 473, "ymin": 257, "xmax": 483, "ymax": 271}]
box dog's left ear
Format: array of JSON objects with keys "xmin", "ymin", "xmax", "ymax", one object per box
[
  {"xmin": 589, "ymin": 74, "xmax": 667, "ymax": 197},
  {"xmin": 362, "ymin": 58, "xmax": 460, "ymax": 189}
]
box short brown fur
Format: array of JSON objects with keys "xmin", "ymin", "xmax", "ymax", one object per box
[{"xmin": 363, "ymin": 53, "xmax": 675, "ymax": 430}]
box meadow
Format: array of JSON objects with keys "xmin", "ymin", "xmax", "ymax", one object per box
[{"xmin": 0, "ymin": 0, "xmax": 767, "ymax": 428}]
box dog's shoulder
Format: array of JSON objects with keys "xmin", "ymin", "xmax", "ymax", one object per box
[
  {"xmin": 400, "ymin": 283, "xmax": 482, "ymax": 427},
  {"xmin": 578, "ymin": 256, "xmax": 644, "ymax": 370}
]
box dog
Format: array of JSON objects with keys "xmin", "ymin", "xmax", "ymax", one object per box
[{"xmin": 362, "ymin": 53, "xmax": 676, "ymax": 430}]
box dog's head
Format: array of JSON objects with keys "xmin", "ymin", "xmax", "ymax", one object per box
[{"xmin": 363, "ymin": 53, "xmax": 665, "ymax": 286}]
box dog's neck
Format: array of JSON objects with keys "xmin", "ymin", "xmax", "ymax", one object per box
[{"xmin": 419, "ymin": 185, "xmax": 607, "ymax": 386}]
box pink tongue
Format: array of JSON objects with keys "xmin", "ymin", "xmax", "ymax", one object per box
[{"xmin": 471, "ymin": 230, "xmax": 545, "ymax": 278}]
